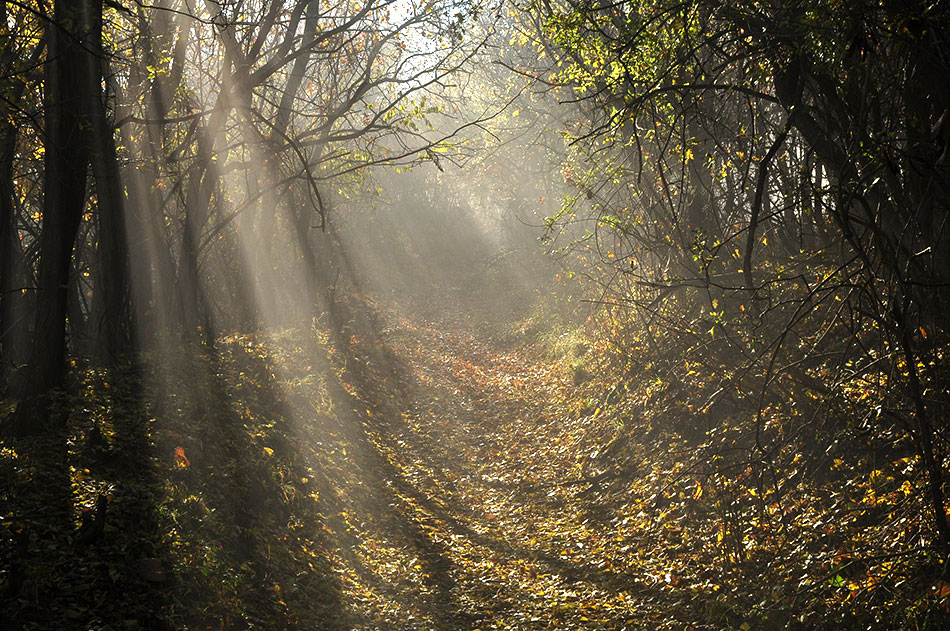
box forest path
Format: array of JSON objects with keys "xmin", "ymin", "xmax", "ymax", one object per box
[
  {"xmin": 0, "ymin": 292, "xmax": 689, "ymax": 630},
  {"xmin": 323, "ymin": 297, "xmax": 667, "ymax": 631}
]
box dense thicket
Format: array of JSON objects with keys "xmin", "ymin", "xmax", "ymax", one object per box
[{"xmin": 521, "ymin": 0, "xmax": 950, "ymax": 625}]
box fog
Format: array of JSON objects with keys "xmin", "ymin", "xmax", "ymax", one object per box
[{"xmin": 9, "ymin": 1, "xmax": 944, "ymax": 628}]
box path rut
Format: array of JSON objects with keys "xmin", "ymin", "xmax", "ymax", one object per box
[{"xmin": 318, "ymin": 305, "xmax": 669, "ymax": 631}]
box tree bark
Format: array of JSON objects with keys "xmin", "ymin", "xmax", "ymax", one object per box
[
  {"xmin": 6, "ymin": 0, "xmax": 95, "ymax": 434},
  {"xmin": 89, "ymin": 55, "xmax": 133, "ymax": 362},
  {"xmin": 0, "ymin": 4, "xmax": 43, "ymax": 386},
  {"xmin": 0, "ymin": 115, "xmax": 24, "ymax": 382}
]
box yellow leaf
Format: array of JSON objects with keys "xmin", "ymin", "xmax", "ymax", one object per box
[{"xmin": 263, "ymin": 446, "xmax": 274, "ymax": 457}]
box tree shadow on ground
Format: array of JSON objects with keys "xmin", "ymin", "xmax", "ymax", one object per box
[
  {"xmin": 209, "ymin": 304, "xmax": 477, "ymax": 629},
  {"xmin": 145, "ymin": 340, "xmax": 349, "ymax": 630},
  {"xmin": 1, "ymin": 365, "xmax": 177, "ymax": 631},
  {"xmin": 314, "ymin": 292, "xmax": 678, "ymax": 627}
]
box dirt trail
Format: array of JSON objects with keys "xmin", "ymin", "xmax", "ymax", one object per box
[
  {"xmin": 0, "ymin": 294, "xmax": 690, "ymax": 630},
  {"xmin": 325, "ymin": 302, "xmax": 668, "ymax": 631}
]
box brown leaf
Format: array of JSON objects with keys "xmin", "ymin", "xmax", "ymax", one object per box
[{"xmin": 174, "ymin": 446, "xmax": 190, "ymax": 468}]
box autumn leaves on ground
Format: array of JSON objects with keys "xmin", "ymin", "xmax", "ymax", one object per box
[
  {"xmin": 4, "ymin": 276, "xmax": 950, "ymax": 630},
  {"xmin": 0, "ymin": 288, "xmax": 622, "ymax": 630}
]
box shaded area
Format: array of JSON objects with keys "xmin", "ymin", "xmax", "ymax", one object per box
[
  {"xmin": 4, "ymin": 262, "xmax": 949, "ymax": 629},
  {"xmin": 2, "ymin": 254, "xmax": 651, "ymax": 630}
]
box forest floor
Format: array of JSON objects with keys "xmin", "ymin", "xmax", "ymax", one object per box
[
  {"xmin": 309, "ymin": 295, "xmax": 671, "ymax": 631},
  {"xmin": 1, "ymin": 289, "xmax": 764, "ymax": 630}
]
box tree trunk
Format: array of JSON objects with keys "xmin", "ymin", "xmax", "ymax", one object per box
[
  {"xmin": 89, "ymin": 56, "xmax": 133, "ymax": 362},
  {"xmin": 0, "ymin": 3, "xmax": 41, "ymax": 386},
  {"xmin": 0, "ymin": 117, "xmax": 24, "ymax": 383},
  {"xmin": 6, "ymin": 0, "xmax": 95, "ymax": 435}
]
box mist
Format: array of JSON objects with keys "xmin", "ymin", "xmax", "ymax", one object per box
[{"xmin": 3, "ymin": 0, "xmax": 950, "ymax": 629}]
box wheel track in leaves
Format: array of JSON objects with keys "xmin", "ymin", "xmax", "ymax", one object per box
[{"xmin": 325, "ymin": 303, "xmax": 677, "ymax": 631}]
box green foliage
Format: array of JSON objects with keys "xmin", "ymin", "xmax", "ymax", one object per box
[{"xmin": 522, "ymin": 0, "xmax": 950, "ymax": 627}]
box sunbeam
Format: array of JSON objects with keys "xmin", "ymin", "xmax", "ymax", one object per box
[{"xmin": 3, "ymin": 0, "xmax": 950, "ymax": 629}]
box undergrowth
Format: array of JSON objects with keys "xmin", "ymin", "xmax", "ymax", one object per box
[
  {"xmin": 3, "ymin": 292, "xmax": 948, "ymax": 630},
  {"xmin": 554, "ymin": 301, "xmax": 950, "ymax": 630}
]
